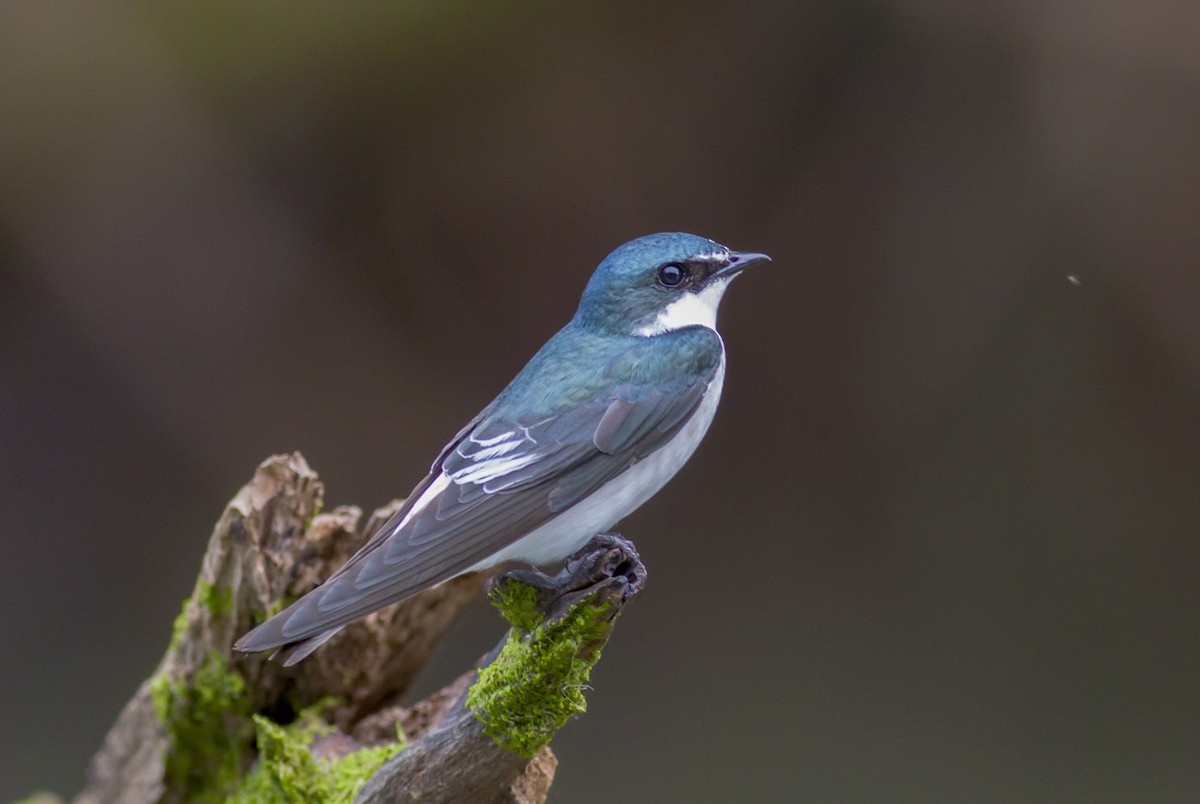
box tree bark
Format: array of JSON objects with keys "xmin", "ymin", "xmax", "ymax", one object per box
[{"xmin": 70, "ymin": 453, "xmax": 644, "ymax": 803}]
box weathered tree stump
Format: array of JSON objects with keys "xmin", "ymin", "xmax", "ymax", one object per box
[{"xmin": 67, "ymin": 453, "xmax": 645, "ymax": 803}]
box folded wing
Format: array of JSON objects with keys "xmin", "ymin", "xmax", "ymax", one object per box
[{"xmin": 234, "ymin": 357, "xmax": 716, "ymax": 655}]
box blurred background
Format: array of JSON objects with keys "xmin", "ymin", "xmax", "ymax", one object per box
[{"xmin": 1, "ymin": 2, "xmax": 1198, "ymax": 801}]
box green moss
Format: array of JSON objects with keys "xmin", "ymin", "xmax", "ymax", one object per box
[
  {"xmin": 490, "ymin": 579, "xmax": 543, "ymax": 633},
  {"xmin": 197, "ymin": 578, "xmax": 234, "ymax": 618},
  {"xmin": 466, "ymin": 582, "xmax": 614, "ymax": 758},
  {"xmin": 164, "ymin": 597, "xmax": 191, "ymax": 655},
  {"xmin": 12, "ymin": 793, "xmax": 63, "ymax": 804},
  {"xmin": 148, "ymin": 570, "xmax": 406, "ymax": 801},
  {"xmin": 302, "ymin": 496, "xmax": 326, "ymax": 531},
  {"xmin": 150, "ymin": 617, "xmax": 404, "ymax": 804},
  {"xmin": 151, "ymin": 588, "xmax": 254, "ymax": 799},
  {"xmin": 232, "ymin": 704, "xmax": 406, "ymax": 803},
  {"xmin": 150, "ymin": 651, "xmax": 253, "ymax": 801}
]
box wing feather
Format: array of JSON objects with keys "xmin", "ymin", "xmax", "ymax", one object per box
[{"xmin": 236, "ymin": 331, "xmax": 723, "ymax": 653}]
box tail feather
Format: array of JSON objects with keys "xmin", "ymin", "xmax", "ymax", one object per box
[{"xmin": 279, "ymin": 627, "xmax": 342, "ymax": 666}]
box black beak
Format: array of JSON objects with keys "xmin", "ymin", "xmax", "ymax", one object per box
[{"xmin": 716, "ymin": 250, "xmax": 772, "ymax": 279}]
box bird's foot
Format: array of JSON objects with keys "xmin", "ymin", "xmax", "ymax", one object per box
[
  {"xmin": 485, "ymin": 532, "xmax": 646, "ymax": 627},
  {"xmin": 560, "ymin": 532, "xmax": 645, "ymax": 595}
]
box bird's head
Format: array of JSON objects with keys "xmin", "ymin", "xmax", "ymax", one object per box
[{"xmin": 574, "ymin": 232, "xmax": 770, "ymax": 336}]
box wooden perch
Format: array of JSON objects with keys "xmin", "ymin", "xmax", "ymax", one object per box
[
  {"xmin": 360, "ymin": 534, "xmax": 646, "ymax": 802},
  {"xmin": 70, "ymin": 453, "xmax": 645, "ymax": 803}
]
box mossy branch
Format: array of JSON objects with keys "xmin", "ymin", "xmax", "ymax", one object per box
[
  {"xmin": 58, "ymin": 454, "xmax": 644, "ymax": 804},
  {"xmin": 358, "ymin": 534, "xmax": 645, "ymax": 803},
  {"xmin": 468, "ymin": 537, "xmax": 644, "ymax": 758}
]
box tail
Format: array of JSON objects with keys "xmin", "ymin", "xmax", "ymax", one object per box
[
  {"xmin": 279, "ymin": 627, "xmax": 341, "ymax": 666},
  {"xmin": 234, "ymin": 468, "xmax": 502, "ymax": 662},
  {"xmin": 232, "ymin": 552, "xmax": 468, "ymax": 663}
]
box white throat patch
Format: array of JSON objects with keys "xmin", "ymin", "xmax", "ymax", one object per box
[{"xmin": 635, "ymin": 276, "xmax": 734, "ymax": 336}]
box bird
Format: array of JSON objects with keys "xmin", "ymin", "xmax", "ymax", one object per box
[{"xmin": 235, "ymin": 232, "xmax": 770, "ymax": 664}]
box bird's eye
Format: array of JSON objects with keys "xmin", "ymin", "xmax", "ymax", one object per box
[{"xmin": 657, "ymin": 262, "xmax": 688, "ymax": 288}]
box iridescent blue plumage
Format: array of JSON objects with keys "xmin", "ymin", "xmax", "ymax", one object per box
[
  {"xmin": 576, "ymin": 232, "xmax": 728, "ymax": 333},
  {"xmin": 236, "ymin": 232, "xmax": 769, "ymax": 663}
]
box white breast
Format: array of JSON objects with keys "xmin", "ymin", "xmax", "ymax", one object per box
[
  {"xmin": 635, "ymin": 276, "xmax": 734, "ymax": 336},
  {"xmin": 468, "ymin": 352, "xmax": 727, "ymax": 569}
]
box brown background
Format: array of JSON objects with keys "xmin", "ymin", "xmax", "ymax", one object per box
[{"xmin": 2, "ymin": 2, "xmax": 1198, "ymax": 801}]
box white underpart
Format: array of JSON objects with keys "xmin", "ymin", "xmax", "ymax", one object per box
[
  {"xmin": 465, "ymin": 352, "xmax": 726, "ymax": 569},
  {"xmin": 393, "ymin": 280, "xmax": 732, "ymax": 573},
  {"xmin": 635, "ymin": 276, "xmax": 734, "ymax": 336}
]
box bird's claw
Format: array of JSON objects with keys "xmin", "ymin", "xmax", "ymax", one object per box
[
  {"xmin": 561, "ymin": 532, "xmax": 645, "ymax": 594},
  {"xmin": 488, "ymin": 532, "xmax": 646, "ymax": 626}
]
